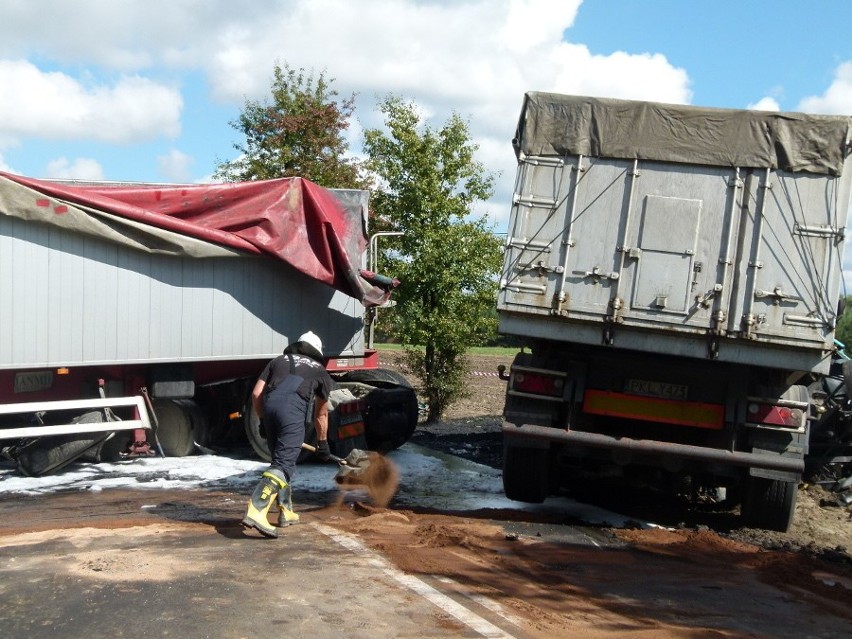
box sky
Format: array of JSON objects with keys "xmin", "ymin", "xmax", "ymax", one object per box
[{"xmin": 0, "ymin": 0, "xmax": 851, "ymax": 275}]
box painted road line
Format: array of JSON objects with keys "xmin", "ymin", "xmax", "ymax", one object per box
[
  {"xmin": 434, "ymin": 576, "xmax": 525, "ymax": 628},
  {"xmin": 314, "ymin": 523, "xmax": 517, "ymax": 639}
]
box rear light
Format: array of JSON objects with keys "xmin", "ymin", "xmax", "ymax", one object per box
[
  {"xmin": 338, "ymin": 400, "xmax": 366, "ymax": 415},
  {"xmin": 747, "ymin": 402, "xmax": 804, "ymax": 428},
  {"xmin": 512, "ymin": 372, "xmax": 564, "ymax": 397}
]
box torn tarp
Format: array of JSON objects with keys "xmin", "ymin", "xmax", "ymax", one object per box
[{"xmin": 0, "ymin": 173, "xmax": 396, "ymax": 307}]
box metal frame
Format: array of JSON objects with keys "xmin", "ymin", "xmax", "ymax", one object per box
[{"xmin": 0, "ymin": 396, "xmax": 151, "ymax": 440}]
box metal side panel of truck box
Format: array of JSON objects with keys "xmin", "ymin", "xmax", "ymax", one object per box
[
  {"xmin": 0, "ymin": 181, "xmax": 367, "ymax": 370},
  {"xmin": 498, "ymin": 93, "xmax": 852, "ymax": 374}
]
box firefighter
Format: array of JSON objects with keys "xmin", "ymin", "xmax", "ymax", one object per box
[{"xmin": 242, "ymin": 331, "xmax": 334, "ymax": 538}]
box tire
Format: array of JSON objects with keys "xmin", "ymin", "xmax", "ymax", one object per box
[
  {"xmin": 503, "ymin": 444, "xmax": 549, "ymax": 503},
  {"xmin": 339, "ymin": 369, "xmax": 418, "ymax": 453},
  {"xmin": 151, "ymin": 399, "xmax": 196, "ymax": 457},
  {"xmin": 244, "ymin": 401, "xmax": 271, "ymax": 462},
  {"xmin": 174, "ymin": 399, "xmax": 211, "ymax": 450},
  {"xmin": 340, "ymin": 368, "xmax": 413, "ymax": 388},
  {"xmin": 16, "ymin": 411, "xmax": 109, "ymax": 477},
  {"xmin": 841, "ymin": 359, "xmax": 852, "ymax": 398},
  {"xmin": 741, "ymin": 476, "xmax": 798, "ymax": 532},
  {"xmin": 80, "ymin": 431, "xmax": 133, "ymax": 463}
]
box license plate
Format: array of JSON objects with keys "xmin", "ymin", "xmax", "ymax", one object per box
[
  {"xmin": 624, "ymin": 378, "xmax": 688, "ymax": 400},
  {"xmin": 14, "ymin": 371, "xmax": 54, "ymax": 394}
]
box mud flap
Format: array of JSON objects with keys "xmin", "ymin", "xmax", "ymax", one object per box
[{"xmin": 748, "ymin": 431, "xmax": 806, "ymax": 483}]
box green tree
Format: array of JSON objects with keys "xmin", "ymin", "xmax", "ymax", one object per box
[
  {"xmin": 363, "ymin": 96, "xmax": 503, "ymax": 422},
  {"xmin": 835, "ymin": 296, "xmax": 852, "ymax": 349},
  {"xmin": 215, "ymin": 63, "xmax": 367, "ymax": 188}
]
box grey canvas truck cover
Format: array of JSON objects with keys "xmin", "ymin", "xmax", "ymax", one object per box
[{"xmin": 499, "ymin": 92, "xmax": 852, "ymax": 374}]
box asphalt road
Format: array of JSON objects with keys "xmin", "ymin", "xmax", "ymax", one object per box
[
  {"xmin": 1, "ymin": 445, "xmax": 851, "ymax": 638},
  {"xmin": 0, "ymin": 488, "xmax": 595, "ymax": 639}
]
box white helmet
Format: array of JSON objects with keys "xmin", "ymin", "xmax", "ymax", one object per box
[{"xmin": 298, "ymin": 331, "xmax": 323, "ymax": 357}]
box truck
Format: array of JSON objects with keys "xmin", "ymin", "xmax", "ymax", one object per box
[
  {"xmin": 0, "ymin": 173, "xmax": 418, "ymax": 476},
  {"xmin": 497, "ymin": 92, "xmax": 852, "ymax": 531}
]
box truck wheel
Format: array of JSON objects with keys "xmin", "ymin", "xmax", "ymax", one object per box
[
  {"xmin": 244, "ymin": 403, "xmax": 271, "ymax": 462},
  {"xmin": 80, "ymin": 431, "xmax": 132, "ymax": 463},
  {"xmin": 174, "ymin": 399, "xmax": 211, "ymax": 450},
  {"xmin": 842, "ymin": 359, "xmax": 852, "ymax": 398},
  {"xmin": 341, "ymin": 368, "xmax": 413, "ymax": 388},
  {"xmin": 503, "ymin": 445, "xmax": 549, "ymax": 503},
  {"xmin": 741, "ymin": 476, "xmax": 798, "ymax": 532},
  {"xmin": 151, "ymin": 399, "xmax": 196, "ymax": 457},
  {"xmin": 339, "ymin": 368, "xmax": 418, "ymax": 453},
  {"xmin": 16, "ymin": 411, "xmax": 109, "ymax": 477},
  {"xmin": 243, "ymin": 399, "xmax": 332, "ymax": 463}
]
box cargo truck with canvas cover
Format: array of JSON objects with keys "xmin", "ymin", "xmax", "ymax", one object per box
[
  {"xmin": 0, "ymin": 174, "xmax": 417, "ymax": 476},
  {"xmin": 498, "ymin": 92, "xmax": 852, "ymax": 531}
]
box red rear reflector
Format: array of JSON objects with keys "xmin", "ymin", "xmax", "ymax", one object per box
[
  {"xmin": 337, "ymin": 421, "xmax": 365, "ymax": 439},
  {"xmin": 512, "ymin": 373, "xmax": 563, "ymax": 397},
  {"xmin": 747, "ymin": 403, "xmax": 802, "ymax": 428}
]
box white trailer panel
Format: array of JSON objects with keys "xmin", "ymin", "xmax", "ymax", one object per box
[{"xmin": 0, "ymin": 210, "xmax": 365, "ymax": 370}]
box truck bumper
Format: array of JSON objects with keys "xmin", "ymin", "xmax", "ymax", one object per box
[{"xmin": 503, "ymin": 422, "xmax": 804, "ymax": 474}]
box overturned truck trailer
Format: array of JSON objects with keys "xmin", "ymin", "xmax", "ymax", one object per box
[
  {"xmin": 498, "ymin": 93, "xmax": 852, "ymax": 531},
  {"xmin": 0, "ymin": 173, "xmax": 417, "ymax": 476}
]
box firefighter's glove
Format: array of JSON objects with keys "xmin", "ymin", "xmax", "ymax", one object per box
[{"xmin": 316, "ymin": 440, "xmax": 333, "ymax": 462}]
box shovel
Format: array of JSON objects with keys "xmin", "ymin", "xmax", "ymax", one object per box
[
  {"xmin": 300, "ymin": 442, "xmax": 399, "ymax": 507},
  {"xmin": 300, "ymin": 442, "xmax": 350, "ymax": 465}
]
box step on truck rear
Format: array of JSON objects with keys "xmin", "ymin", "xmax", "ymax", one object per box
[{"xmin": 498, "ymin": 92, "xmax": 852, "ymax": 531}]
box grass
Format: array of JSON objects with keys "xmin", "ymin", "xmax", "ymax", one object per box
[{"xmin": 374, "ymin": 343, "xmax": 518, "ymax": 357}]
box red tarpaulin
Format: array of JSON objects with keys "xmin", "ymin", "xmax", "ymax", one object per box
[{"xmin": 0, "ymin": 173, "xmax": 396, "ymax": 306}]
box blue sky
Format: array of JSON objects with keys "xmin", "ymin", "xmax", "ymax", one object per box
[
  {"xmin": 0, "ymin": 1, "xmax": 850, "ymax": 246},
  {"xmin": 570, "ymin": 2, "xmax": 851, "ymax": 110}
]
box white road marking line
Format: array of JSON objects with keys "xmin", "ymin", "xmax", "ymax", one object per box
[
  {"xmin": 583, "ymin": 533, "xmax": 601, "ymax": 548},
  {"xmin": 314, "ymin": 523, "xmax": 517, "ymax": 639},
  {"xmin": 434, "ymin": 576, "xmax": 525, "ymax": 627}
]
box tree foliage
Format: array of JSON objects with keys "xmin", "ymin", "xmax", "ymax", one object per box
[
  {"xmin": 363, "ymin": 97, "xmax": 503, "ymax": 422},
  {"xmin": 215, "ymin": 63, "xmax": 367, "ymax": 188},
  {"xmin": 835, "ymin": 296, "xmax": 852, "ymax": 349}
]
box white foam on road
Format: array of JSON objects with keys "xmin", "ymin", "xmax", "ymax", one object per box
[{"xmin": 0, "ymin": 442, "xmax": 639, "ymax": 528}]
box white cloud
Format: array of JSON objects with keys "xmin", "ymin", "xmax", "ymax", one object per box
[
  {"xmin": 157, "ymin": 149, "xmax": 194, "ymax": 182},
  {"xmin": 0, "ymin": 0, "xmax": 694, "ymax": 231},
  {"xmin": 0, "ymin": 152, "xmax": 18, "ymax": 174},
  {"xmin": 548, "ymin": 47, "xmax": 691, "ymax": 105},
  {"xmin": 798, "ymin": 61, "xmax": 852, "ymax": 115},
  {"xmin": 0, "ymin": 60, "xmax": 182, "ymax": 144},
  {"xmin": 44, "ymin": 157, "xmax": 105, "ymax": 180},
  {"xmin": 747, "ymin": 97, "xmax": 780, "ymax": 111},
  {"xmin": 501, "ymin": 0, "xmax": 582, "ymax": 53},
  {"xmin": 200, "ymin": 1, "xmax": 691, "ymax": 116}
]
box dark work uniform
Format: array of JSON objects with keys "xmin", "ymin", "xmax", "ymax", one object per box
[{"xmin": 259, "ymin": 351, "xmax": 334, "ymax": 481}]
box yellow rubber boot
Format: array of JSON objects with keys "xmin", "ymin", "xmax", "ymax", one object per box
[
  {"xmin": 276, "ymin": 483, "xmax": 300, "ymax": 527},
  {"xmin": 242, "ymin": 468, "xmax": 288, "ymax": 538}
]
